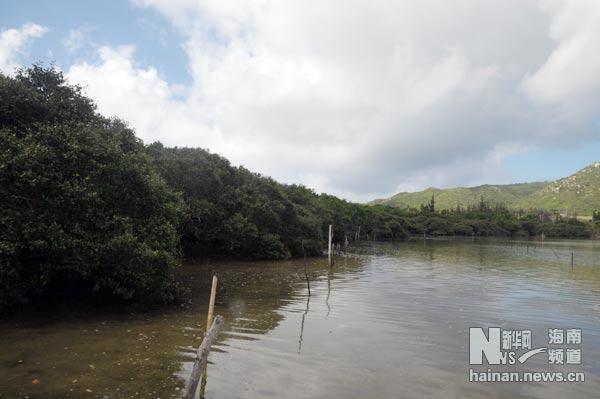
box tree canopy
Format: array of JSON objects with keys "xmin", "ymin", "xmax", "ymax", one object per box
[
  {"xmin": 1, "ymin": 66, "xmax": 596, "ymax": 313},
  {"xmin": 1, "ymin": 66, "xmax": 184, "ymax": 311}
]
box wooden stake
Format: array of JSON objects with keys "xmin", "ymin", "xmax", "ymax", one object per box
[
  {"xmin": 328, "ymin": 224, "xmax": 333, "ymax": 267},
  {"xmin": 183, "ymin": 315, "xmax": 224, "ymax": 399},
  {"xmin": 199, "ymin": 275, "xmax": 218, "ymax": 398},
  {"xmin": 207, "ymin": 276, "xmax": 218, "ymax": 330},
  {"xmin": 571, "ymin": 252, "xmax": 574, "ymax": 270}
]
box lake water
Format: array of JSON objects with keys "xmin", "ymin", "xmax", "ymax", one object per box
[{"xmin": 1, "ymin": 238, "xmax": 600, "ymax": 398}]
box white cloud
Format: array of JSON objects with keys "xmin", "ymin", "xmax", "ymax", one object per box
[
  {"xmin": 522, "ymin": 0, "xmax": 600, "ymax": 109},
  {"xmin": 62, "ymin": 26, "xmax": 94, "ymax": 53},
  {"xmin": 0, "ymin": 23, "xmax": 47, "ymax": 74},
  {"xmin": 392, "ymin": 143, "xmax": 532, "ymax": 194},
  {"xmin": 67, "ymin": 46, "xmax": 213, "ymax": 146},
  {"xmin": 66, "ymin": 1, "xmax": 600, "ymax": 201}
]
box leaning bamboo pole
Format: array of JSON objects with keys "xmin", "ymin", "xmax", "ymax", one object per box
[
  {"xmin": 198, "ymin": 276, "xmax": 218, "ymax": 398},
  {"xmin": 183, "ymin": 315, "xmax": 224, "ymax": 399}
]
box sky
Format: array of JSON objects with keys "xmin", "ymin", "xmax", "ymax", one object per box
[{"xmin": 2, "ymin": 0, "xmax": 600, "ymax": 202}]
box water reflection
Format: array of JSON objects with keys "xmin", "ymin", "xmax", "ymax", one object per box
[
  {"xmin": 297, "ymin": 296, "xmax": 310, "ymax": 354},
  {"xmin": 326, "ymin": 268, "xmax": 332, "ymax": 317},
  {"xmin": 2, "ymin": 239, "xmax": 600, "ymax": 398}
]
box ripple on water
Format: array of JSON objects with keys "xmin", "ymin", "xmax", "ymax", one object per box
[{"xmin": 2, "ymin": 239, "xmax": 600, "ymax": 398}]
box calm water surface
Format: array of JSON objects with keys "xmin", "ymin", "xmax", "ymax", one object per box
[{"xmin": 2, "ymin": 238, "xmax": 600, "ymax": 398}]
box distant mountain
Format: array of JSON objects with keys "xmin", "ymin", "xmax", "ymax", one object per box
[
  {"xmin": 371, "ymin": 161, "xmax": 600, "ymax": 215},
  {"xmin": 370, "ymin": 182, "xmax": 548, "ymax": 210},
  {"xmin": 517, "ymin": 162, "xmax": 600, "ymax": 215}
]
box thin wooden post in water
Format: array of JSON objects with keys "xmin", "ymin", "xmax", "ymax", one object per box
[
  {"xmin": 199, "ymin": 275, "xmax": 218, "ymax": 398},
  {"xmin": 206, "ymin": 276, "xmax": 218, "ymax": 329},
  {"xmin": 571, "ymin": 252, "xmax": 574, "ymax": 270},
  {"xmin": 183, "ymin": 315, "xmax": 224, "ymax": 399},
  {"xmin": 328, "ymin": 224, "xmax": 333, "ymax": 267}
]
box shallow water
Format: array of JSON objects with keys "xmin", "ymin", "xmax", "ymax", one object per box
[{"xmin": 1, "ymin": 238, "xmax": 600, "ymax": 398}]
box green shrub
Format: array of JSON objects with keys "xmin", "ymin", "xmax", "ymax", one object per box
[{"xmin": 0, "ymin": 66, "xmax": 184, "ymax": 312}]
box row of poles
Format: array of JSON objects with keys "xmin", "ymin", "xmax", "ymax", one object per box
[
  {"xmin": 186, "ymin": 224, "xmax": 338, "ymax": 398},
  {"xmin": 186, "ymin": 228, "xmax": 586, "ymax": 398},
  {"xmin": 510, "ymin": 242, "xmax": 577, "ymax": 270}
]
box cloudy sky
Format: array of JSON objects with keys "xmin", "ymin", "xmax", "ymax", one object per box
[{"xmin": 2, "ymin": 0, "xmax": 600, "ymax": 202}]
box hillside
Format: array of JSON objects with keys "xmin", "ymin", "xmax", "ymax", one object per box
[
  {"xmin": 370, "ymin": 182, "xmax": 548, "ymax": 210},
  {"xmin": 517, "ymin": 162, "xmax": 600, "ymax": 215},
  {"xmin": 372, "ymin": 162, "xmax": 600, "ymax": 215}
]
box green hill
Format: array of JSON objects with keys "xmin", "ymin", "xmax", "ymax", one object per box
[
  {"xmin": 370, "ymin": 183, "xmax": 548, "ymax": 210},
  {"xmin": 371, "ymin": 162, "xmax": 600, "ymax": 216},
  {"xmin": 517, "ymin": 162, "xmax": 600, "ymax": 215}
]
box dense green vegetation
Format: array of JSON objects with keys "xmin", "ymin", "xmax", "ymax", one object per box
[
  {"xmin": 0, "ymin": 67, "xmax": 597, "ymax": 313},
  {"xmin": 373, "ymin": 163, "xmax": 600, "ymax": 216},
  {"xmin": 411, "ymin": 196, "xmax": 594, "ymax": 239},
  {"xmin": 0, "ymin": 66, "xmax": 184, "ymax": 311},
  {"xmin": 146, "ymin": 144, "xmax": 410, "ymax": 259}
]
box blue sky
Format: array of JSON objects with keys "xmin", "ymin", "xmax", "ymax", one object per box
[
  {"xmin": 505, "ymin": 141, "xmax": 600, "ymax": 183},
  {"xmin": 2, "ymin": 1, "xmax": 599, "ymax": 200},
  {"xmin": 0, "ymin": 0, "xmax": 190, "ymax": 85}
]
